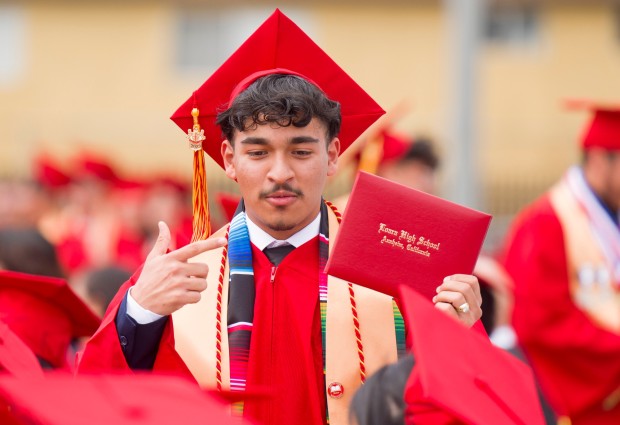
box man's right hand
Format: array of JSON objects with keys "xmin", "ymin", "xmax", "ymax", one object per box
[{"xmin": 131, "ymin": 221, "xmax": 227, "ymax": 316}]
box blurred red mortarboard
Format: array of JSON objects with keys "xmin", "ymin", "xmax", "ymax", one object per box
[
  {"xmin": 357, "ymin": 129, "xmax": 411, "ymax": 174},
  {"xmin": 399, "ymin": 285, "xmax": 545, "ymax": 425},
  {"xmin": 565, "ymin": 99, "xmax": 620, "ymax": 150},
  {"xmin": 380, "ymin": 131, "xmax": 411, "ymax": 163},
  {"xmin": 73, "ymin": 152, "xmax": 120, "ymax": 184},
  {"xmin": 33, "ymin": 154, "xmax": 71, "ymax": 189},
  {"xmin": 0, "ymin": 321, "xmax": 44, "ymax": 379},
  {"xmin": 0, "ymin": 373, "xmax": 254, "ymax": 425},
  {"xmin": 150, "ymin": 175, "xmax": 191, "ymax": 195},
  {"xmin": 0, "ymin": 271, "xmax": 101, "ymax": 369},
  {"xmin": 170, "ymin": 9, "xmax": 385, "ymax": 240}
]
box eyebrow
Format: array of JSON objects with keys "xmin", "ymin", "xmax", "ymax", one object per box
[
  {"xmin": 238, "ymin": 136, "xmax": 320, "ymax": 145},
  {"xmin": 239, "ymin": 137, "xmax": 268, "ymax": 146},
  {"xmin": 291, "ymin": 136, "xmax": 320, "ymax": 145}
]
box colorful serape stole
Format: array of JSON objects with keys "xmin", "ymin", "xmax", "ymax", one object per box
[
  {"xmin": 393, "ymin": 300, "xmax": 407, "ymax": 359},
  {"xmin": 317, "ymin": 202, "xmax": 331, "ymax": 422},
  {"xmin": 318, "ymin": 201, "xmax": 330, "ymax": 371},
  {"xmin": 226, "ymin": 202, "xmax": 255, "ymax": 415}
]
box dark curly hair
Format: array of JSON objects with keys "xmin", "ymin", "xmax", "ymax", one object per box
[
  {"xmin": 349, "ymin": 354, "xmax": 414, "ymax": 425},
  {"xmin": 216, "ymin": 74, "xmax": 341, "ymax": 145}
]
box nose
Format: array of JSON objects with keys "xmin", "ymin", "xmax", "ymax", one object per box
[{"xmin": 266, "ymin": 154, "xmax": 294, "ymax": 184}]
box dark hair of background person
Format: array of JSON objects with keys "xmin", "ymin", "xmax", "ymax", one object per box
[
  {"xmin": 402, "ymin": 137, "xmax": 440, "ymax": 170},
  {"xmin": 349, "ymin": 354, "xmax": 415, "ymax": 425},
  {"xmin": 216, "ymin": 74, "xmax": 342, "ymax": 144},
  {"xmin": 85, "ymin": 266, "xmax": 132, "ymax": 316},
  {"xmin": 478, "ymin": 280, "xmax": 497, "ymax": 335},
  {"xmin": 0, "ymin": 227, "xmax": 64, "ymax": 278}
]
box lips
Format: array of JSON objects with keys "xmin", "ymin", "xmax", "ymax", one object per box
[{"xmin": 265, "ymin": 190, "xmax": 298, "ymax": 207}]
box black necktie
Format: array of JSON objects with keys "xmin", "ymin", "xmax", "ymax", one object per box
[{"xmin": 263, "ymin": 244, "xmax": 295, "ymax": 266}]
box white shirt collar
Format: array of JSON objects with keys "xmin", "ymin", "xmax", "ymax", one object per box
[{"xmin": 245, "ymin": 212, "xmax": 321, "ymax": 251}]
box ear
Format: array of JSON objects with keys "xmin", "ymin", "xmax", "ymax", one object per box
[
  {"xmin": 327, "ymin": 137, "xmax": 340, "ymax": 177},
  {"xmin": 221, "ymin": 140, "xmax": 237, "ymax": 181}
]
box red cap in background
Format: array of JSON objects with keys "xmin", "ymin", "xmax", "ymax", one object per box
[
  {"xmin": 0, "ymin": 271, "xmax": 100, "ymax": 368},
  {"xmin": 399, "ymin": 285, "xmax": 545, "ymax": 425}
]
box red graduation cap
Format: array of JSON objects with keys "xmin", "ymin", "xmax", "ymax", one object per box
[
  {"xmin": 149, "ymin": 175, "xmax": 191, "ymax": 195},
  {"xmin": 0, "ymin": 271, "xmax": 101, "ymax": 368},
  {"xmin": 399, "ymin": 285, "xmax": 545, "ymax": 425},
  {"xmin": 565, "ymin": 99, "xmax": 620, "ymax": 150},
  {"xmin": 358, "ymin": 129, "xmax": 411, "ymax": 173},
  {"xmin": 33, "ymin": 154, "xmax": 71, "ymax": 189},
  {"xmin": 72, "ymin": 152, "xmax": 120, "ymax": 184},
  {"xmin": 171, "ymin": 8, "xmax": 384, "ymax": 165},
  {"xmin": 0, "ymin": 373, "xmax": 253, "ymax": 425},
  {"xmin": 380, "ymin": 131, "xmax": 411, "ymax": 163},
  {"xmin": 0, "ymin": 321, "xmax": 44, "ymax": 379},
  {"xmin": 170, "ymin": 9, "xmax": 384, "ymax": 241}
]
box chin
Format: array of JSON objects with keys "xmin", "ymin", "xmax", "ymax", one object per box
[{"xmin": 267, "ymin": 222, "xmax": 296, "ymax": 233}]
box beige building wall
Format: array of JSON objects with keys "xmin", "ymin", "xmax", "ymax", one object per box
[
  {"xmin": 481, "ymin": 2, "xmax": 620, "ymax": 215},
  {"xmin": 1, "ymin": 2, "xmax": 192, "ymax": 178},
  {"xmin": 2, "ymin": 1, "xmax": 620, "ymax": 245}
]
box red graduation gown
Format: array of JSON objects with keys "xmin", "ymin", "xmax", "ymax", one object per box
[
  {"xmin": 244, "ymin": 237, "xmax": 326, "ymax": 425},
  {"xmin": 78, "ymin": 237, "xmax": 327, "ymax": 425},
  {"xmin": 501, "ymin": 194, "xmax": 620, "ymax": 424}
]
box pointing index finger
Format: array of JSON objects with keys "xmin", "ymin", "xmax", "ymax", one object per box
[{"xmin": 169, "ymin": 237, "xmax": 228, "ymax": 261}]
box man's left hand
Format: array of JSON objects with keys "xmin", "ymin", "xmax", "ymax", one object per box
[{"xmin": 432, "ymin": 274, "xmax": 482, "ymax": 328}]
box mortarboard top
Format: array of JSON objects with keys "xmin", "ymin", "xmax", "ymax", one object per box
[
  {"xmin": 399, "ymin": 285, "xmax": 545, "ymax": 425},
  {"xmin": 565, "ymin": 99, "xmax": 620, "ymax": 150},
  {"xmin": 0, "ymin": 271, "xmax": 100, "ymax": 367},
  {"xmin": 170, "ymin": 8, "xmax": 385, "ymax": 167},
  {"xmin": 0, "ymin": 373, "xmax": 253, "ymax": 425},
  {"xmin": 0, "ymin": 321, "xmax": 44, "ymax": 379}
]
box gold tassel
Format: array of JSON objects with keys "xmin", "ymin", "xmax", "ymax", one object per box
[{"xmin": 187, "ymin": 107, "xmax": 211, "ymax": 241}]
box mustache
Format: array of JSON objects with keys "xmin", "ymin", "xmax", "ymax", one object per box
[{"xmin": 259, "ymin": 183, "xmax": 304, "ymax": 199}]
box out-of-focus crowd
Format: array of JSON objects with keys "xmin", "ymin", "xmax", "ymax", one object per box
[{"xmin": 0, "ymin": 152, "xmax": 195, "ymax": 319}]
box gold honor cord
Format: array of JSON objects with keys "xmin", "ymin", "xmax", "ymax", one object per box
[{"xmin": 187, "ymin": 107, "xmax": 212, "ymax": 241}]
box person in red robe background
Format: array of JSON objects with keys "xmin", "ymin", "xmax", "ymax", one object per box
[
  {"xmin": 501, "ymin": 100, "xmax": 620, "ymax": 425},
  {"xmin": 78, "ymin": 10, "xmax": 483, "ymax": 425}
]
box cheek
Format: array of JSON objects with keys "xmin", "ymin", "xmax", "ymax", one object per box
[
  {"xmin": 611, "ymin": 162, "xmax": 620, "ymax": 189},
  {"xmin": 234, "ymin": 161, "xmax": 261, "ymax": 181},
  {"xmin": 298, "ymin": 163, "xmax": 327, "ymax": 185}
]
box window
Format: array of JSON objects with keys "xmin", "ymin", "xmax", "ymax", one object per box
[
  {"xmin": 0, "ymin": 5, "xmax": 26, "ymax": 87},
  {"xmin": 174, "ymin": 7, "xmax": 315, "ymax": 72},
  {"xmin": 484, "ymin": 2, "xmax": 539, "ymax": 45}
]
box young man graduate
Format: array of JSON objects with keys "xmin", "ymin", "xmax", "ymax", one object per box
[
  {"xmin": 78, "ymin": 10, "xmax": 482, "ymax": 425},
  {"xmin": 501, "ymin": 101, "xmax": 620, "ymax": 425}
]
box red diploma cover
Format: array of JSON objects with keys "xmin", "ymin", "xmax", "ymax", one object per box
[{"xmin": 326, "ymin": 172, "xmax": 492, "ymax": 300}]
